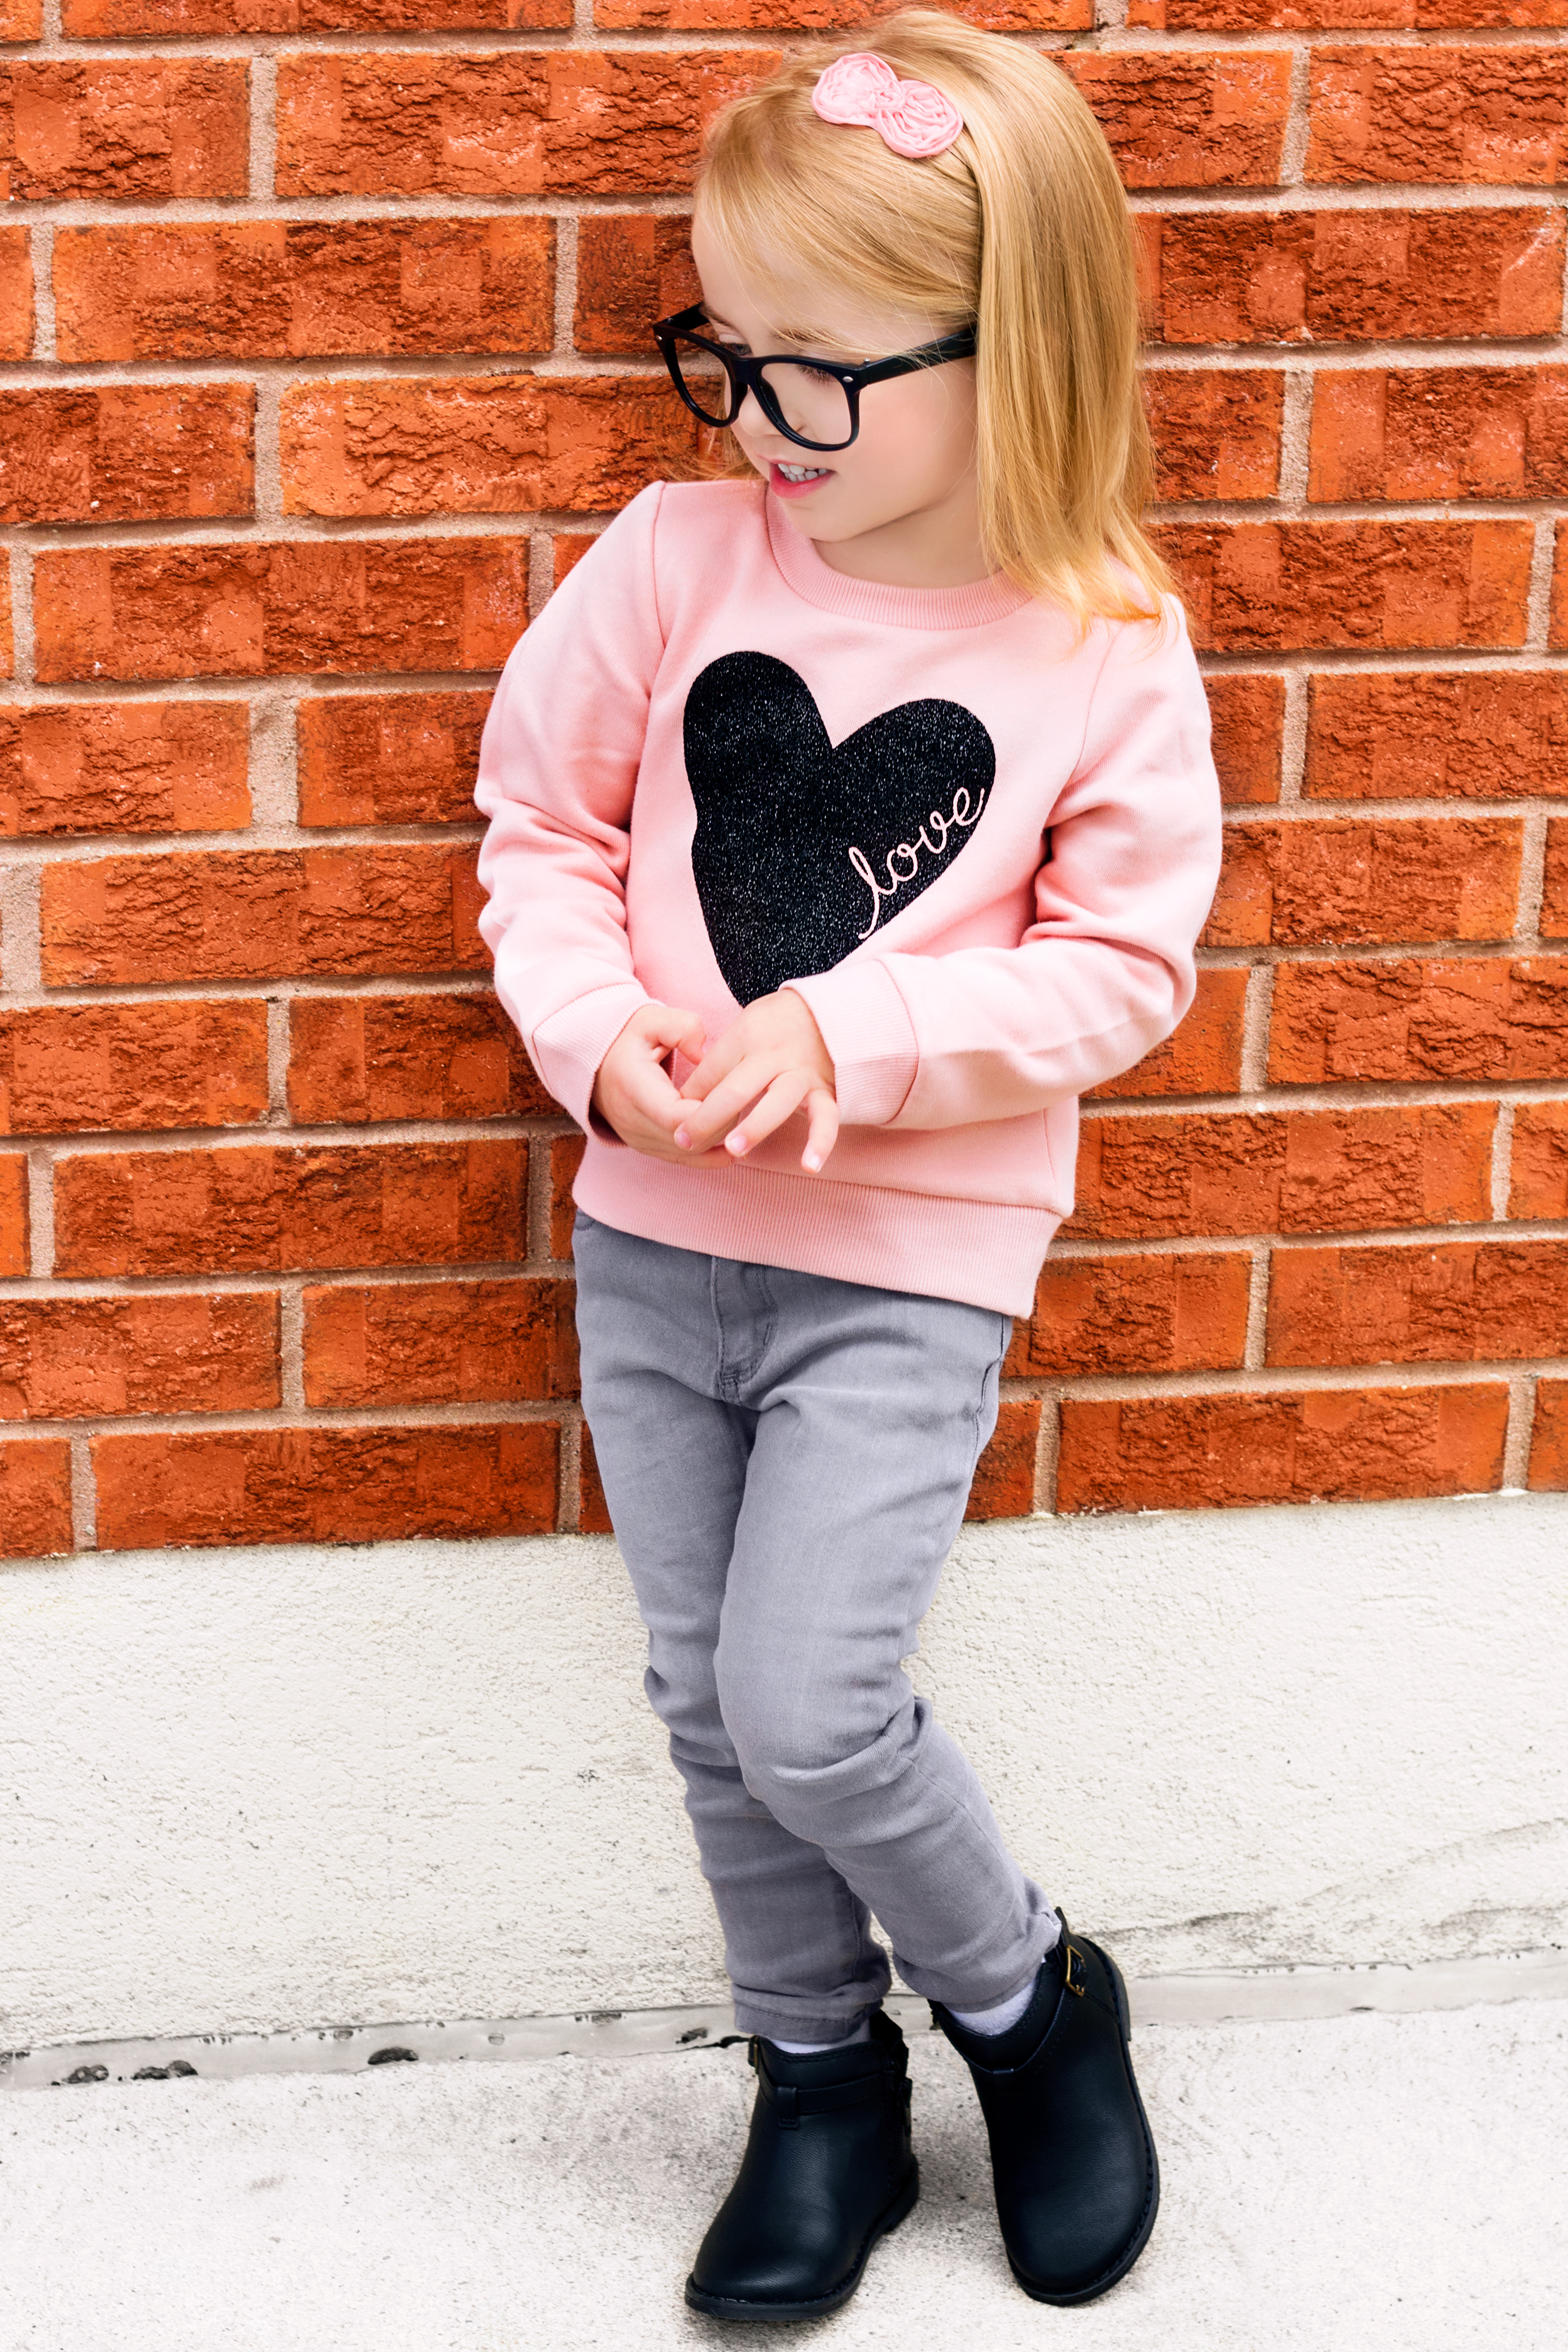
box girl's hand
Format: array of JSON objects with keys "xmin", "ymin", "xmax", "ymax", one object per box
[
  {"xmin": 593, "ymin": 1004, "xmax": 730, "ymax": 1164},
  {"xmin": 675, "ymin": 991, "xmax": 839, "ymax": 1174}
]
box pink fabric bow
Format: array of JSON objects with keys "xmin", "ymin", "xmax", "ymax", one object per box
[{"xmin": 810, "ymin": 52, "xmax": 964, "ymax": 160}]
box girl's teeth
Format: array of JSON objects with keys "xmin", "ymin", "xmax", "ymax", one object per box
[{"xmin": 779, "ymin": 464, "xmax": 829, "ymax": 482}]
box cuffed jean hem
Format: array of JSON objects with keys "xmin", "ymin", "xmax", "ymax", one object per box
[{"xmin": 731, "ymin": 1998, "xmax": 883, "ymax": 2044}]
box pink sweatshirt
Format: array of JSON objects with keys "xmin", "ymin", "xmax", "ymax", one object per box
[{"xmin": 475, "ymin": 479, "xmax": 1222, "ymax": 1315}]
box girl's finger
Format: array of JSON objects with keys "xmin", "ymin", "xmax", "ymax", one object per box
[
  {"xmin": 674, "ymin": 1054, "xmax": 778, "ymax": 1150},
  {"xmin": 722, "ymin": 1069, "xmax": 814, "ymax": 1158},
  {"xmin": 679, "ymin": 1025, "xmax": 746, "ymax": 1102},
  {"xmin": 800, "ymin": 1088, "xmax": 840, "ymax": 1174}
]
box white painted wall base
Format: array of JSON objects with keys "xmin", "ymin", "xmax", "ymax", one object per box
[
  {"xmin": 6, "ymin": 1948, "xmax": 1566, "ymax": 2093},
  {"xmin": 3, "ymin": 1491, "xmax": 1565, "ymax": 2053}
]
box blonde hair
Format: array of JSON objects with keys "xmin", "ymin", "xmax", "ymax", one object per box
[{"xmin": 694, "ymin": 10, "xmax": 1173, "ymax": 630}]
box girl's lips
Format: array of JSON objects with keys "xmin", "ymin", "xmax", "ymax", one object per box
[{"xmin": 768, "ymin": 460, "xmax": 836, "ymax": 500}]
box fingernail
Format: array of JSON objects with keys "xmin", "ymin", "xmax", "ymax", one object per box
[
  {"xmin": 803, "ymin": 1149, "xmax": 821, "ymax": 1173},
  {"xmin": 728, "ymin": 1134, "xmax": 749, "ymax": 1156},
  {"xmin": 674, "ymin": 1126, "xmax": 691, "ymax": 1149}
]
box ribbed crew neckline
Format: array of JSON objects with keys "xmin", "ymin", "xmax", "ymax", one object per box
[{"xmin": 764, "ymin": 491, "xmax": 1033, "ymax": 632}]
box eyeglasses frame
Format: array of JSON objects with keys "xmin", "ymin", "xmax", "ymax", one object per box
[{"xmin": 649, "ymin": 302, "xmax": 979, "ymax": 454}]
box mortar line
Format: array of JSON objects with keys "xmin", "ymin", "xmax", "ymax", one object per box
[
  {"xmin": 25, "ymin": 1146, "xmax": 53, "ymax": 1280},
  {"xmin": 1278, "ymin": 670, "xmax": 1310, "ymax": 804},
  {"xmin": 1033, "ymin": 1392, "xmax": 1062, "ymax": 1514},
  {"xmin": 279, "ymin": 1282, "xmax": 305, "ymax": 1412},
  {"xmin": 556, "ymin": 1408, "xmax": 582, "ymax": 1535},
  {"xmin": 1502, "ymin": 1371, "xmax": 1538, "ymax": 1488},
  {"xmin": 1243, "ymin": 1245, "xmax": 1273, "ymax": 1370},
  {"xmin": 68, "ymin": 1434, "xmax": 95, "ymax": 1551}
]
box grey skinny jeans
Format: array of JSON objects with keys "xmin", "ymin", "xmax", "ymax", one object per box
[{"xmin": 573, "ymin": 1211, "xmax": 1055, "ymax": 2044}]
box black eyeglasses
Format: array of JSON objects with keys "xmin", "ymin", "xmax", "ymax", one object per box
[{"xmin": 650, "ymin": 303, "xmax": 978, "ymax": 454}]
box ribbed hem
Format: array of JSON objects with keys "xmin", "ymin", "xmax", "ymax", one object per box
[
  {"xmin": 765, "ymin": 494, "xmax": 1034, "ymax": 632},
  {"xmin": 573, "ymin": 1141, "xmax": 1056, "ymax": 1316}
]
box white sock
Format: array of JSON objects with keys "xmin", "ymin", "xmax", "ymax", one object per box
[
  {"xmin": 772, "ymin": 2018, "xmax": 872, "ymax": 2055},
  {"xmin": 947, "ymin": 1978, "xmax": 1035, "ymax": 2036}
]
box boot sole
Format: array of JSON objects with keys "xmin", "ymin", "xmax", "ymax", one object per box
[
  {"xmin": 683, "ymin": 2162, "xmax": 919, "ymax": 2324},
  {"xmin": 1007, "ymin": 1945, "xmax": 1161, "ymax": 2309}
]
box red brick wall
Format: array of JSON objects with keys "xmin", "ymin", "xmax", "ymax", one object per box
[{"xmin": 2, "ymin": 3, "xmax": 1566, "ymax": 1556}]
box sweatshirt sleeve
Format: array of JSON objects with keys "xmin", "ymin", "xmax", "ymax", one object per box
[
  {"xmin": 473, "ymin": 483, "xmax": 667, "ymax": 1129},
  {"xmin": 786, "ymin": 600, "xmax": 1224, "ymax": 1131}
]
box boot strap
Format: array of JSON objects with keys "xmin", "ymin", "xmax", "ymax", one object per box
[{"xmin": 749, "ymin": 2041, "xmax": 897, "ymax": 2131}]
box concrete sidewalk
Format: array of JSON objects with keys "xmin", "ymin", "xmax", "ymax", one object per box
[{"xmin": 3, "ymin": 2001, "xmax": 1563, "ymax": 2352}]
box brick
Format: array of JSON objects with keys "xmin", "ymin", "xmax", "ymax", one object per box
[
  {"xmin": 280, "ymin": 374, "xmax": 698, "ymax": 520},
  {"xmin": 1270, "ymin": 957, "xmax": 1568, "ymax": 1084},
  {"xmin": 965, "ymin": 1399, "xmax": 1040, "ymax": 1520},
  {"xmin": 1307, "ymin": 47, "xmax": 1568, "ymax": 186},
  {"xmin": 574, "ymin": 213, "xmax": 700, "ymax": 353},
  {"xmin": 550, "ymin": 1131, "xmax": 585, "ymax": 1258},
  {"xmin": 1006, "ymin": 1249, "xmax": 1251, "ymax": 1377},
  {"xmin": 1161, "ymin": 520, "xmax": 1533, "ymax": 653},
  {"xmin": 65, "ymin": 0, "xmax": 569, "ymax": 32},
  {"xmin": 1146, "ymin": 367, "xmax": 1282, "ymax": 500},
  {"xmin": 93, "ymin": 1421, "xmax": 559, "ymax": 1549},
  {"xmin": 0, "ymin": 566, "xmax": 11, "ymax": 680},
  {"xmin": 1544, "ymin": 818, "xmax": 1568, "ymax": 935},
  {"xmin": 1133, "ymin": 0, "xmax": 1568, "ymax": 24},
  {"xmin": 579, "ymin": 1419, "xmax": 612, "ymax": 1533},
  {"xmin": 275, "ymin": 49, "xmax": 771, "ymax": 200},
  {"xmin": 552, "ymin": 534, "xmax": 596, "ymax": 592},
  {"xmin": 0, "ymin": 0, "xmax": 42, "ymax": 37},
  {"xmin": 288, "ymin": 991, "xmax": 549, "ymax": 1124},
  {"xmin": 54, "ymin": 218, "xmax": 554, "ymax": 365},
  {"xmin": 302, "ymin": 1275, "xmax": 575, "ymax": 1406},
  {"xmin": 1511, "ymin": 1100, "xmax": 1568, "ymax": 1218},
  {"xmin": 1057, "ymin": 1382, "xmax": 1508, "ymax": 1512},
  {"xmin": 1069, "ymin": 1102, "xmax": 1495, "ymax": 1239},
  {"xmin": 1204, "ymin": 816, "xmax": 1523, "ymax": 948},
  {"xmin": 1306, "ymin": 671, "xmax": 1568, "ymax": 801},
  {"xmin": 54, "ymin": 1139, "xmax": 526, "ymax": 1278},
  {"xmin": 1269, "ymin": 1239, "xmax": 1568, "ymax": 1369},
  {"xmin": 0, "ymin": 386, "xmax": 252, "ymax": 527},
  {"xmin": 1061, "ymin": 52, "xmax": 1291, "ymax": 189},
  {"xmin": 1310, "ymin": 366, "xmax": 1568, "ymax": 503},
  {"xmin": 596, "ymin": 0, "xmax": 1088, "ymax": 23},
  {"xmin": 1144, "ymin": 206, "xmax": 1564, "ymax": 347},
  {"xmin": 32, "ymin": 539, "xmax": 528, "ymax": 683},
  {"xmin": 42, "ymin": 846, "xmax": 486, "ymax": 986},
  {"xmin": 0, "ymin": 1154, "xmax": 27, "ymax": 1275},
  {"xmin": 297, "ymin": 690, "xmax": 487, "ymax": 826},
  {"xmin": 1528, "ymin": 1379, "xmax": 1568, "ymax": 1489},
  {"xmin": 0, "ymin": 1440, "xmax": 72, "ymax": 1559},
  {"xmin": 0, "ymin": 701, "xmax": 249, "ymax": 837},
  {"xmin": 0, "ymin": 1292, "xmax": 278, "ymax": 1420},
  {"xmin": 0, "ymin": 62, "xmax": 249, "ymax": 202},
  {"xmin": 1089, "ymin": 965, "xmax": 1248, "ymax": 1100},
  {"xmin": 1206, "ymin": 673, "xmax": 1283, "ymax": 805},
  {"xmin": 0, "ymin": 228, "xmax": 32, "ymax": 360},
  {"xmin": 0, "ymin": 1000, "xmax": 269, "ymax": 1134}
]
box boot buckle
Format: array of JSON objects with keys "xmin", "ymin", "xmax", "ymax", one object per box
[{"xmin": 1064, "ymin": 1944, "xmax": 1087, "ymax": 1997}]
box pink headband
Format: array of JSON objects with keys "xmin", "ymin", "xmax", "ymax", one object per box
[{"xmin": 810, "ymin": 52, "xmax": 964, "ymax": 161}]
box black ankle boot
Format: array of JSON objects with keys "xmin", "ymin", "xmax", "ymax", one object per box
[
  {"xmin": 684, "ymin": 2008, "xmax": 918, "ymax": 2322},
  {"xmin": 931, "ymin": 1915, "xmax": 1159, "ymax": 2306}
]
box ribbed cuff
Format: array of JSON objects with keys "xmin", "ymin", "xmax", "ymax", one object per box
[
  {"xmin": 785, "ymin": 962, "xmax": 918, "ymax": 1129},
  {"xmin": 529, "ymin": 981, "xmax": 651, "ymax": 1133}
]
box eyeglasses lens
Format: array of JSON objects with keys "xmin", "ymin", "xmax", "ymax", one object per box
[
  {"xmin": 669, "ymin": 336, "xmax": 738, "ymax": 426},
  {"xmin": 757, "ymin": 363, "xmax": 854, "ymax": 450}
]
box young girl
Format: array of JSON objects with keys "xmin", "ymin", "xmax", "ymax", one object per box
[{"xmin": 476, "ymin": 12, "xmax": 1221, "ymax": 2319}]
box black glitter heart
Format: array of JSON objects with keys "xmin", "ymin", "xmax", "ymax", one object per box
[{"xmin": 683, "ymin": 651, "xmax": 996, "ymax": 1006}]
